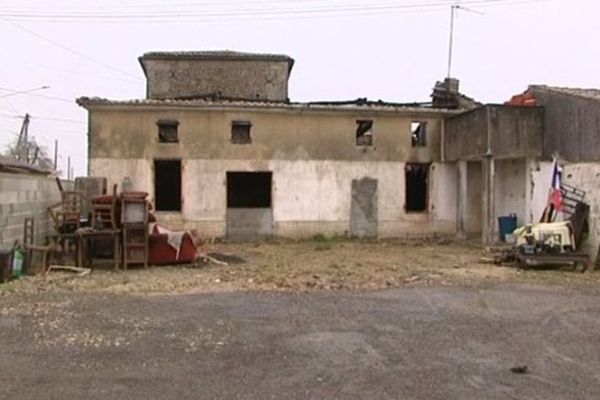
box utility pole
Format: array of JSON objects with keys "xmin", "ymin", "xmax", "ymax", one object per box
[
  {"xmin": 447, "ymin": 5, "xmax": 457, "ymax": 78},
  {"xmin": 54, "ymin": 140, "xmax": 58, "ymax": 170},
  {"xmin": 16, "ymin": 113, "xmax": 30, "ymax": 162},
  {"xmin": 67, "ymin": 156, "xmax": 71, "ymax": 180}
]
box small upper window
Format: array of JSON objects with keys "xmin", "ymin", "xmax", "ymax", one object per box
[
  {"xmin": 411, "ymin": 121, "xmax": 427, "ymax": 147},
  {"xmin": 231, "ymin": 121, "xmax": 252, "ymax": 144},
  {"xmin": 157, "ymin": 120, "xmax": 179, "ymax": 143},
  {"xmin": 356, "ymin": 120, "xmax": 373, "ymax": 146}
]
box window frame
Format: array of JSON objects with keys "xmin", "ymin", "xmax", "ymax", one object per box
[
  {"xmin": 356, "ymin": 119, "xmax": 374, "ymax": 147},
  {"xmin": 231, "ymin": 120, "xmax": 252, "ymax": 144},
  {"xmin": 157, "ymin": 119, "xmax": 180, "ymax": 143},
  {"xmin": 410, "ymin": 121, "xmax": 427, "ymax": 147}
]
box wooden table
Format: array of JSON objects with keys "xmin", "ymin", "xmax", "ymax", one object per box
[{"xmin": 77, "ymin": 230, "xmax": 121, "ymax": 270}]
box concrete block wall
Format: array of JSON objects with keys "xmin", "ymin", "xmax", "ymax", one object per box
[{"xmin": 0, "ymin": 172, "xmax": 66, "ymax": 246}]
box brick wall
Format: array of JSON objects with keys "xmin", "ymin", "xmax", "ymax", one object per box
[{"xmin": 0, "ymin": 172, "xmax": 71, "ymax": 246}]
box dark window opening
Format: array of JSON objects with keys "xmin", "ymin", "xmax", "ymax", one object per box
[
  {"xmin": 411, "ymin": 121, "xmax": 427, "ymax": 147},
  {"xmin": 356, "ymin": 120, "xmax": 373, "ymax": 146},
  {"xmin": 405, "ymin": 163, "xmax": 429, "ymax": 212},
  {"xmin": 157, "ymin": 120, "xmax": 179, "ymax": 143},
  {"xmin": 227, "ymin": 172, "xmax": 271, "ymax": 208},
  {"xmin": 154, "ymin": 159, "xmax": 181, "ymax": 211},
  {"xmin": 231, "ymin": 121, "xmax": 252, "ymax": 144}
]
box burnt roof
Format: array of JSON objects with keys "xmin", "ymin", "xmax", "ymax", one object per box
[
  {"xmin": 76, "ymin": 96, "xmax": 460, "ymax": 116},
  {"xmin": 529, "ymin": 85, "xmax": 600, "ymax": 101},
  {"xmin": 139, "ymin": 50, "xmax": 295, "ymax": 75}
]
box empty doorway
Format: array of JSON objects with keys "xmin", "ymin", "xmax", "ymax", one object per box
[
  {"xmin": 154, "ymin": 159, "xmax": 181, "ymax": 211},
  {"xmin": 226, "ymin": 172, "xmax": 273, "ymax": 240},
  {"xmin": 405, "ymin": 163, "xmax": 429, "ymax": 212}
]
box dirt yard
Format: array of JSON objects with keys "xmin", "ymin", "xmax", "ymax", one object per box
[{"xmin": 2, "ymin": 237, "xmax": 599, "ymax": 296}]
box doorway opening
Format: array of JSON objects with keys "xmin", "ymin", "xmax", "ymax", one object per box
[
  {"xmin": 405, "ymin": 163, "xmax": 429, "ymax": 212},
  {"xmin": 154, "ymin": 159, "xmax": 181, "ymax": 211},
  {"xmin": 226, "ymin": 172, "xmax": 272, "ymax": 208}
]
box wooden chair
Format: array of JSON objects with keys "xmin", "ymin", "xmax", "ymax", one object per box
[
  {"xmin": 79, "ymin": 184, "xmax": 121, "ymax": 270},
  {"xmin": 60, "ymin": 191, "xmax": 83, "ymax": 228},
  {"xmin": 47, "ymin": 191, "xmax": 83, "ymax": 233}
]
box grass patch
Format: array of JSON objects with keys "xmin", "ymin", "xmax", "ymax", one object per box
[
  {"xmin": 0, "ymin": 282, "xmax": 15, "ymax": 294},
  {"xmin": 311, "ymin": 234, "xmax": 345, "ymax": 243}
]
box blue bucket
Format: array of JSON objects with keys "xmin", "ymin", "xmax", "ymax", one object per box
[{"xmin": 498, "ymin": 214, "xmax": 517, "ymax": 242}]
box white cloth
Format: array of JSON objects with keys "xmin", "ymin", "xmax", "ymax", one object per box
[{"xmin": 155, "ymin": 225, "xmax": 187, "ymax": 259}]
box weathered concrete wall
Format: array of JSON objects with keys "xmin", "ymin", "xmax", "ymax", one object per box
[
  {"xmin": 445, "ymin": 106, "xmax": 543, "ymax": 161},
  {"xmin": 530, "ymin": 88, "xmax": 600, "ymax": 162},
  {"xmin": 444, "ymin": 107, "xmax": 487, "ymax": 161},
  {"xmin": 562, "ymin": 163, "xmax": 600, "ymax": 258},
  {"xmin": 494, "ymin": 159, "xmax": 527, "ymax": 227},
  {"xmin": 350, "ymin": 177, "xmax": 378, "ymax": 238},
  {"xmin": 526, "ymin": 160, "xmax": 553, "ymax": 224},
  {"xmin": 87, "ymin": 107, "xmax": 444, "ymax": 163},
  {"xmin": 465, "ymin": 161, "xmax": 482, "ymax": 233},
  {"xmin": 141, "ymin": 58, "xmax": 291, "ymax": 101},
  {"xmin": 489, "ymin": 106, "xmax": 543, "ymax": 160},
  {"xmin": 0, "ymin": 173, "xmax": 64, "ymax": 246},
  {"xmin": 90, "ymin": 159, "xmax": 456, "ymax": 238},
  {"xmin": 226, "ymin": 208, "xmax": 273, "ymax": 240},
  {"xmin": 429, "ymin": 163, "xmax": 457, "ymax": 233}
]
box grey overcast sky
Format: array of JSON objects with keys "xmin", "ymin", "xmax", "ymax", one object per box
[{"xmin": 0, "ymin": 0, "xmax": 598, "ymax": 177}]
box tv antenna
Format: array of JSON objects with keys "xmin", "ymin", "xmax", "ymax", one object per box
[{"xmin": 447, "ymin": 4, "xmax": 484, "ymax": 78}]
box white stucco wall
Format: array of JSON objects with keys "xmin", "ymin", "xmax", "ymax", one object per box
[
  {"xmin": 465, "ymin": 161, "xmax": 482, "ymax": 233},
  {"xmin": 527, "ymin": 160, "xmax": 553, "ymax": 224},
  {"xmin": 90, "ymin": 158, "xmax": 456, "ymax": 238},
  {"xmin": 495, "ymin": 159, "xmax": 527, "ymax": 227},
  {"xmin": 562, "ymin": 163, "xmax": 600, "ymax": 258}
]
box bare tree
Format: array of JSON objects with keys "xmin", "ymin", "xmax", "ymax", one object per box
[{"xmin": 4, "ymin": 114, "xmax": 55, "ymax": 170}]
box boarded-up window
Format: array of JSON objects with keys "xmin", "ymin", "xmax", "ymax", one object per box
[
  {"xmin": 227, "ymin": 172, "xmax": 271, "ymax": 208},
  {"xmin": 231, "ymin": 121, "xmax": 252, "ymax": 144},
  {"xmin": 157, "ymin": 120, "xmax": 179, "ymax": 143},
  {"xmin": 411, "ymin": 121, "xmax": 427, "ymax": 147},
  {"xmin": 356, "ymin": 120, "xmax": 373, "ymax": 146},
  {"xmin": 154, "ymin": 159, "xmax": 181, "ymax": 211}
]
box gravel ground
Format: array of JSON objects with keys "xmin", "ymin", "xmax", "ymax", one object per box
[
  {"xmin": 1, "ymin": 284, "xmax": 600, "ymax": 399},
  {"xmin": 1, "ymin": 239, "xmax": 600, "ymax": 399}
]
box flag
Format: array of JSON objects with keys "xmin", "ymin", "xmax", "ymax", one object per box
[{"xmin": 549, "ymin": 158, "xmax": 563, "ymax": 212}]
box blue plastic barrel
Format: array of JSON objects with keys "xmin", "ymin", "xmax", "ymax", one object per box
[{"xmin": 498, "ymin": 214, "xmax": 517, "ymax": 242}]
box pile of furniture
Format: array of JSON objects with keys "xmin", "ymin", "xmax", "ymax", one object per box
[{"xmin": 45, "ymin": 179, "xmax": 152, "ymax": 271}]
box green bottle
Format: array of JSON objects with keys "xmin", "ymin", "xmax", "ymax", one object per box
[{"xmin": 12, "ymin": 249, "xmax": 24, "ymax": 278}]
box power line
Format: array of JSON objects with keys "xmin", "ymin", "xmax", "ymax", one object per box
[
  {"xmin": 0, "ymin": 0, "xmax": 554, "ymax": 22},
  {"xmin": 0, "ymin": 85, "xmax": 49, "ymax": 99},
  {"xmin": 0, "ymin": 17, "xmax": 142, "ymax": 80},
  {"xmin": 0, "ymin": 86, "xmax": 74, "ymax": 103},
  {"xmin": 0, "ymin": 111, "xmax": 85, "ymax": 124},
  {"xmin": 0, "ymin": 55, "xmax": 141, "ymax": 85},
  {"xmin": 30, "ymin": 115, "xmax": 86, "ymax": 124}
]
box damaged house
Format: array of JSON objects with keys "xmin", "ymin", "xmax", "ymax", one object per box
[
  {"xmin": 78, "ymin": 50, "xmax": 599, "ymax": 260},
  {"xmin": 77, "ymin": 51, "xmax": 479, "ymax": 240},
  {"xmin": 446, "ymin": 84, "xmax": 600, "ymax": 258}
]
